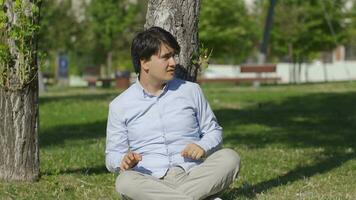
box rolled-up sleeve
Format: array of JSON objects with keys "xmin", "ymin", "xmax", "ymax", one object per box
[
  {"xmin": 193, "ymin": 84, "xmax": 223, "ymax": 153},
  {"xmin": 105, "ymin": 103, "xmax": 129, "ymax": 173}
]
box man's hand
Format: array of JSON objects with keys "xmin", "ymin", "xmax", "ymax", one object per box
[
  {"xmin": 120, "ymin": 152, "xmax": 142, "ymax": 171},
  {"xmin": 181, "ymin": 143, "xmax": 205, "ymax": 160}
]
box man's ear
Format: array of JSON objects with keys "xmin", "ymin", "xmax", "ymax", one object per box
[{"xmin": 140, "ymin": 59, "xmax": 149, "ymax": 71}]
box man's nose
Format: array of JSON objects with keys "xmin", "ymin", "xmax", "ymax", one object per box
[{"xmin": 168, "ymin": 56, "xmax": 176, "ymax": 67}]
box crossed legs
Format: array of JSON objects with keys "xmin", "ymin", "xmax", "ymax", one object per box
[{"xmin": 115, "ymin": 148, "xmax": 240, "ymax": 200}]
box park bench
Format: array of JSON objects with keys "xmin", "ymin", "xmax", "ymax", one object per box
[
  {"xmin": 83, "ymin": 66, "xmax": 100, "ymax": 87},
  {"xmin": 97, "ymin": 78, "xmax": 115, "ymax": 88},
  {"xmin": 85, "ymin": 77, "xmax": 130, "ymax": 89},
  {"xmin": 87, "ymin": 77, "xmax": 130, "ymax": 89},
  {"xmin": 198, "ymin": 64, "xmax": 281, "ymax": 85},
  {"xmin": 83, "ymin": 68, "xmax": 120, "ymax": 88}
]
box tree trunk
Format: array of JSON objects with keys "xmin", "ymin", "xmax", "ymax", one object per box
[
  {"xmin": 0, "ymin": 0, "xmax": 40, "ymax": 181},
  {"xmin": 145, "ymin": 0, "xmax": 200, "ymax": 82},
  {"xmin": 297, "ymin": 61, "xmax": 302, "ymax": 84},
  {"xmin": 0, "ymin": 82, "xmax": 39, "ymax": 181},
  {"xmin": 107, "ymin": 51, "xmax": 113, "ymax": 78},
  {"xmin": 323, "ymin": 62, "xmax": 328, "ymax": 82}
]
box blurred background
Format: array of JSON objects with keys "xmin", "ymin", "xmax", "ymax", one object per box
[
  {"xmin": 38, "ymin": 0, "xmax": 356, "ymax": 88},
  {"xmin": 2, "ymin": 1, "xmax": 355, "ymax": 198}
]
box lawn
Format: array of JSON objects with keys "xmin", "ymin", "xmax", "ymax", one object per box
[{"xmin": 0, "ymin": 82, "xmax": 355, "ymax": 199}]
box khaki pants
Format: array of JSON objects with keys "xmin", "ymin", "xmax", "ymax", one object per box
[{"xmin": 115, "ymin": 148, "xmax": 240, "ymax": 200}]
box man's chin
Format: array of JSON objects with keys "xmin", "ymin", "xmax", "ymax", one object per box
[
  {"xmin": 166, "ymin": 73, "xmax": 175, "ymax": 81},
  {"xmin": 159, "ymin": 76, "xmax": 174, "ymax": 85}
]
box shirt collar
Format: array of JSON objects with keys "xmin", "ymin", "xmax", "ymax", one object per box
[{"xmin": 135, "ymin": 77, "xmax": 172, "ymax": 98}]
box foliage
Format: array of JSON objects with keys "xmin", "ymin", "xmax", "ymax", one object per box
[
  {"xmin": 200, "ymin": 0, "xmax": 351, "ymax": 65},
  {"xmin": 38, "ymin": 0, "xmax": 88, "ymax": 75},
  {"xmin": 345, "ymin": 0, "xmax": 356, "ymax": 47},
  {"xmin": 4, "ymin": 0, "xmax": 353, "ymax": 82},
  {"xmin": 37, "ymin": 0, "xmax": 146, "ymax": 76},
  {"xmin": 191, "ymin": 43, "xmax": 213, "ymax": 74},
  {"xmin": 38, "ymin": 0, "xmax": 79, "ymax": 53},
  {"xmin": 0, "ymin": 0, "xmax": 41, "ymax": 90},
  {"xmin": 84, "ymin": 0, "xmax": 144, "ymax": 72},
  {"xmin": 199, "ymin": 0, "xmax": 260, "ymax": 64},
  {"xmin": 268, "ymin": 0, "xmax": 349, "ymax": 63}
]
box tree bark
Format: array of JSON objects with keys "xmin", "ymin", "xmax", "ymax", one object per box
[
  {"xmin": 0, "ymin": 0, "xmax": 40, "ymax": 181},
  {"xmin": 145, "ymin": 0, "xmax": 200, "ymax": 82},
  {"xmin": 107, "ymin": 51, "xmax": 113, "ymax": 78},
  {"xmin": 0, "ymin": 82, "xmax": 39, "ymax": 181}
]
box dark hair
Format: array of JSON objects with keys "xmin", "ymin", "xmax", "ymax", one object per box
[{"xmin": 131, "ymin": 26, "xmax": 180, "ymax": 73}]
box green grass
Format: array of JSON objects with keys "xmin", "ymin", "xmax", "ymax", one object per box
[{"xmin": 1, "ymin": 82, "xmax": 356, "ymax": 199}]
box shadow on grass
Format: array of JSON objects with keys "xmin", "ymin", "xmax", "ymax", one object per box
[
  {"xmin": 222, "ymin": 151, "xmax": 356, "ymax": 199},
  {"xmin": 39, "ymin": 91, "xmax": 117, "ymax": 147},
  {"xmin": 39, "ymin": 120, "xmax": 107, "ymax": 147},
  {"xmin": 40, "ymin": 92, "xmax": 116, "ymax": 105},
  {"xmin": 216, "ymin": 91, "xmax": 356, "ymax": 198},
  {"xmin": 43, "ymin": 165, "xmax": 108, "ymax": 176},
  {"xmin": 39, "ymin": 89, "xmax": 356, "ymax": 195},
  {"xmin": 218, "ymin": 92, "xmax": 356, "ymax": 149}
]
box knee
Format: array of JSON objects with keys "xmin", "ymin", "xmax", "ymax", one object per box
[
  {"xmin": 115, "ymin": 171, "xmax": 139, "ymax": 196},
  {"xmin": 218, "ymin": 148, "xmax": 241, "ymax": 172}
]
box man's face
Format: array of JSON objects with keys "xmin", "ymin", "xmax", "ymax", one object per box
[{"xmin": 141, "ymin": 43, "xmax": 177, "ymax": 84}]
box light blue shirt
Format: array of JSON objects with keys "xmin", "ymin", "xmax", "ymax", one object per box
[{"xmin": 105, "ymin": 78, "xmax": 222, "ymax": 178}]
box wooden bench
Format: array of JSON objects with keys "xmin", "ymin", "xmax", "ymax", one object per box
[
  {"xmin": 97, "ymin": 78, "xmax": 115, "ymax": 88},
  {"xmin": 198, "ymin": 64, "xmax": 281, "ymax": 85},
  {"xmin": 239, "ymin": 64, "xmax": 281, "ymax": 84},
  {"xmin": 83, "ymin": 67, "xmax": 100, "ymax": 88},
  {"xmin": 85, "ymin": 77, "xmax": 97, "ymax": 88}
]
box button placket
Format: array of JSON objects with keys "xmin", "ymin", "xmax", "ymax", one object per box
[{"xmin": 157, "ymin": 97, "xmax": 171, "ymax": 166}]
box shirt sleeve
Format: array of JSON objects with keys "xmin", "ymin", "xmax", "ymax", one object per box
[
  {"xmin": 192, "ymin": 84, "xmax": 223, "ymax": 154},
  {"xmin": 105, "ymin": 102, "xmax": 129, "ymax": 173}
]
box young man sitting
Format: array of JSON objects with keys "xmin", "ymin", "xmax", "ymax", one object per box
[{"xmin": 105, "ymin": 26, "xmax": 240, "ymax": 200}]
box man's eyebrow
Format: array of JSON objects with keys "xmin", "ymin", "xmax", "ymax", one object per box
[{"xmin": 160, "ymin": 51, "xmax": 175, "ymax": 58}]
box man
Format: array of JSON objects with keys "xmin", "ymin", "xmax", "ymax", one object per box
[{"xmin": 106, "ymin": 26, "xmax": 240, "ymax": 200}]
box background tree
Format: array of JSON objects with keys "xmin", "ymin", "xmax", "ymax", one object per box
[
  {"xmin": 39, "ymin": 0, "xmax": 78, "ymax": 56},
  {"xmin": 145, "ymin": 0, "xmax": 200, "ymax": 81},
  {"xmin": 38, "ymin": 0, "xmax": 146, "ymax": 78},
  {"xmin": 345, "ymin": 0, "xmax": 356, "ymax": 59},
  {"xmin": 0, "ymin": 0, "xmax": 41, "ymax": 181},
  {"xmin": 85, "ymin": 0, "xmax": 143, "ymax": 76},
  {"xmin": 199, "ymin": 0, "xmax": 259, "ymax": 64},
  {"xmin": 38, "ymin": 0, "xmax": 82, "ymax": 76},
  {"xmin": 268, "ymin": 0, "xmax": 348, "ymax": 83}
]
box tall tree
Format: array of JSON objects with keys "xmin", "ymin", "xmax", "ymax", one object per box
[
  {"xmin": 38, "ymin": 0, "xmax": 82, "ymax": 76},
  {"xmin": 145, "ymin": 0, "xmax": 200, "ymax": 82},
  {"xmin": 199, "ymin": 0, "xmax": 259, "ymax": 64},
  {"xmin": 0, "ymin": 0, "xmax": 41, "ymax": 181},
  {"xmin": 268, "ymin": 0, "xmax": 348, "ymax": 82},
  {"xmin": 345, "ymin": 0, "xmax": 356, "ymax": 59},
  {"xmin": 37, "ymin": 0, "xmax": 145, "ymax": 76},
  {"xmin": 86, "ymin": 0, "xmax": 141, "ymax": 76},
  {"xmin": 38, "ymin": 0, "xmax": 78, "ymax": 55}
]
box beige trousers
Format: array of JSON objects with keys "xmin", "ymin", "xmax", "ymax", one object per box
[{"xmin": 115, "ymin": 148, "xmax": 240, "ymax": 200}]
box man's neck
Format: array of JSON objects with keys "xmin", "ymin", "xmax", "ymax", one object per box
[{"xmin": 139, "ymin": 76, "xmax": 166, "ymax": 96}]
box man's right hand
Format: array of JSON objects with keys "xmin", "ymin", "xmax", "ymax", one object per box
[{"xmin": 120, "ymin": 152, "xmax": 142, "ymax": 171}]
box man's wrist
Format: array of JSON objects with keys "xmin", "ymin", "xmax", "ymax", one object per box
[{"xmin": 194, "ymin": 141, "xmax": 208, "ymax": 153}]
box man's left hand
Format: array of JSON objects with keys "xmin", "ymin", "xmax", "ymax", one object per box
[{"xmin": 181, "ymin": 143, "xmax": 205, "ymax": 160}]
